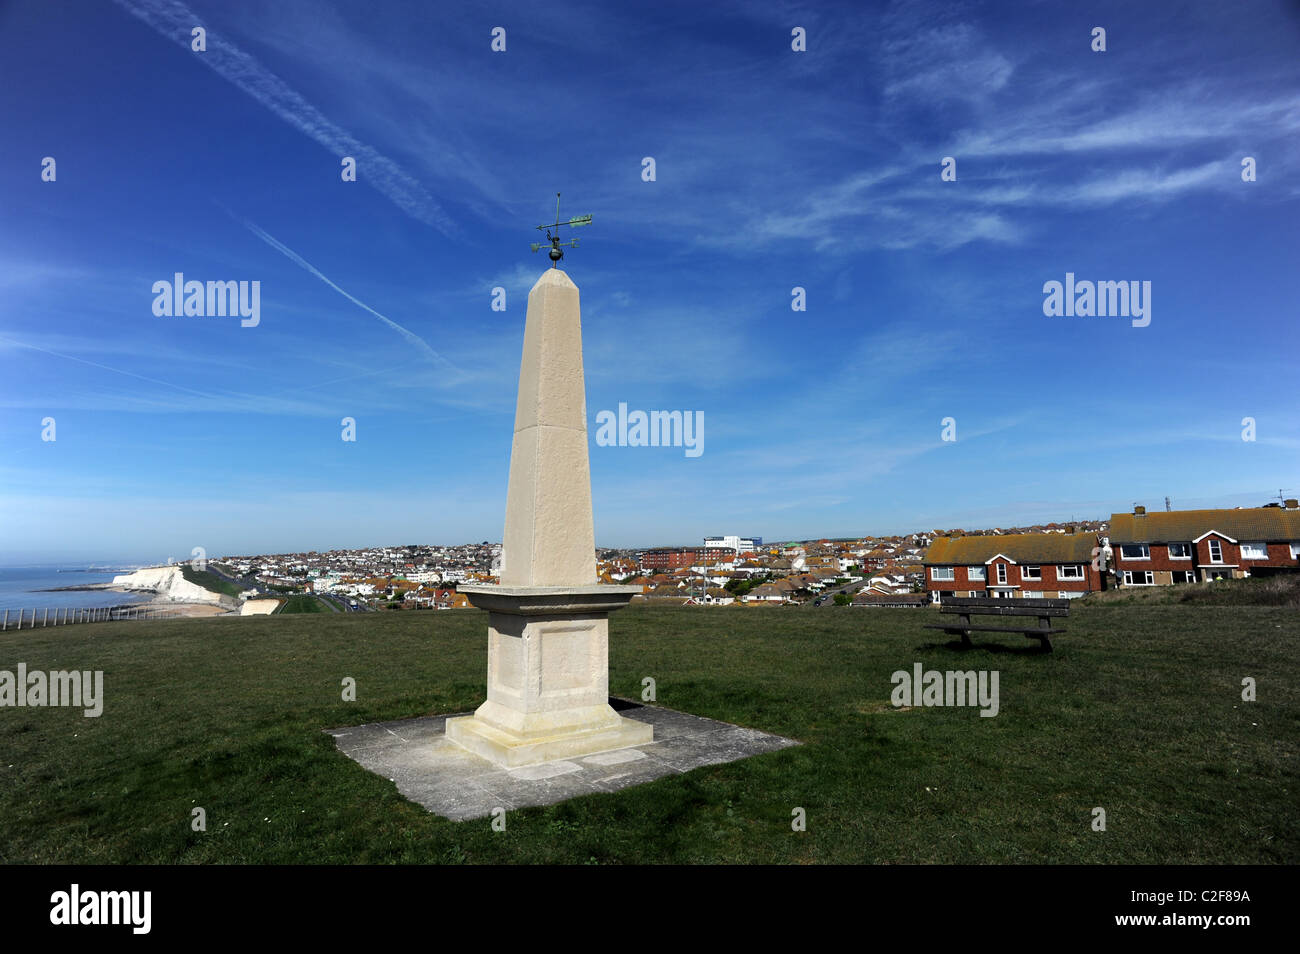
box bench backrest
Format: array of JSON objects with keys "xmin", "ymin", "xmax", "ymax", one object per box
[{"xmin": 940, "ymin": 596, "xmax": 1070, "ymax": 617}]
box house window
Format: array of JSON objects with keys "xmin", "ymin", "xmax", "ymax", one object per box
[
  {"xmin": 1058, "ymin": 565, "xmax": 1084, "ymax": 580},
  {"xmin": 967, "ymin": 566, "xmax": 985, "ymax": 581},
  {"xmin": 931, "ymin": 567, "xmax": 954, "ymax": 581},
  {"xmin": 1122, "ymin": 570, "xmax": 1154, "ymax": 585},
  {"xmin": 1168, "ymin": 543, "xmax": 1192, "ymax": 559},
  {"xmin": 1021, "ymin": 565, "xmax": 1041, "ymax": 581},
  {"xmin": 1208, "ymin": 539, "xmax": 1223, "ymax": 563},
  {"xmin": 1023, "ymin": 591, "xmax": 1043, "ymax": 599},
  {"xmin": 1240, "ymin": 542, "xmax": 1268, "ymax": 560},
  {"xmin": 995, "ymin": 564, "xmax": 1007, "ymax": 584},
  {"xmin": 1120, "ymin": 544, "xmax": 1150, "ymax": 560},
  {"xmin": 1291, "ymin": 543, "xmax": 1300, "ymax": 559}
]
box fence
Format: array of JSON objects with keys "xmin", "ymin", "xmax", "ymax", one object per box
[{"xmin": 0, "ymin": 604, "xmax": 177, "ymax": 631}]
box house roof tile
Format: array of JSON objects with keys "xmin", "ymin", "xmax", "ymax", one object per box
[
  {"xmin": 924, "ymin": 531, "xmax": 1096, "ymax": 565},
  {"xmin": 1108, "ymin": 508, "xmax": 1300, "ymax": 544}
]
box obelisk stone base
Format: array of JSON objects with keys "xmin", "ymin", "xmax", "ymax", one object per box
[{"xmin": 448, "ymin": 584, "xmax": 650, "ymax": 768}]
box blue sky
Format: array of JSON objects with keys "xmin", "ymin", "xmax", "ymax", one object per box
[{"xmin": 1, "ymin": 0, "xmax": 1298, "ymax": 564}]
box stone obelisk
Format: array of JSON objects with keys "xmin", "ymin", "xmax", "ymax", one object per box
[{"xmin": 449, "ymin": 268, "xmax": 651, "ymax": 767}]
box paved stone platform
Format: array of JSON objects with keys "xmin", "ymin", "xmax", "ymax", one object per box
[{"xmin": 326, "ymin": 699, "xmax": 799, "ymax": 821}]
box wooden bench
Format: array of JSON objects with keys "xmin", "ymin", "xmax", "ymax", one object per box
[{"xmin": 923, "ymin": 596, "xmax": 1069, "ymax": 651}]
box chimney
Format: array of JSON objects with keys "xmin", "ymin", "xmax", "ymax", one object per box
[
  {"xmin": 1286, "ymin": 499, "xmax": 1299, "ymax": 510},
  {"xmin": 1134, "ymin": 506, "xmax": 1146, "ymax": 515}
]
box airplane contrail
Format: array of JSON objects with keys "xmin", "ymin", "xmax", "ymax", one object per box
[
  {"xmin": 0, "ymin": 334, "xmax": 221, "ymax": 400},
  {"xmin": 111, "ymin": 0, "xmax": 455, "ymax": 234},
  {"xmin": 234, "ymin": 214, "xmax": 460, "ymax": 374}
]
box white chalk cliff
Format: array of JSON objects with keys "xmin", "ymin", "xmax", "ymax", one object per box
[{"xmin": 110, "ymin": 566, "xmax": 232, "ymax": 605}]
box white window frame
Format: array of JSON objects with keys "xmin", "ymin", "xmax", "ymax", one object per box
[
  {"xmin": 1022, "ymin": 591, "xmax": 1043, "ymax": 600},
  {"xmin": 931, "ymin": 567, "xmax": 954, "ymax": 582},
  {"xmin": 1291, "ymin": 543, "xmax": 1300, "ymax": 559},
  {"xmin": 1167, "ymin": 543, "xmax": 1192, "ymax": 560},
  {"xmin": 996, "ymin": 564, "xmax": 1007, "ymax": 584},
  {"xmin": 967, "ymin": 566, "xmax": 985, "ymax": 581},
  {"xmin": 1122, "ymin": 570, "xmax": 1154, "ymax": 585},
  {"xmin": 1208, "ymin": 539, "xmax": 1223, "ymax": 563},
  {"xmin": 1240, "ymin": 542, "xmax": 1268, "ymax": 560},
  {"xmin": 1120, "ymin": 544, "xmax": 1150, "ymax": 561},
  {"xmin": 1021, "ymin": 565, "xmax": 1042, "ymax": 581},
  {"xmin": 1058, "ymin": 565, "xmax": 1084, "ymax": 580}
]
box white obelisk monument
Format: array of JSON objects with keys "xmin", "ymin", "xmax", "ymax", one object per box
[{"xmin": 449, "ymin": 266, "xmax": 651, "ymax": 767}]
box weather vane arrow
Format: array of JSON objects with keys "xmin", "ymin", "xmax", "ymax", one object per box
[{"xmin": 530, "ymin": 192, "xmax": 592, "ymax": 267}]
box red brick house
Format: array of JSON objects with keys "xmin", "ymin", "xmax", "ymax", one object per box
[
  {"xmin": 639, "ymin": 546, "xmax": 735, "ymax": 571},
  {"xmin": 923, "ymin": 531, "xmax": 1103, "ymax": 602},
  {"xmin": 639, "ymin": 548, "xmax": 698, "ymax": 571},
  {"xmin": 1108, "ymin": 503, "xmax": 1300, "ymax": 586}
]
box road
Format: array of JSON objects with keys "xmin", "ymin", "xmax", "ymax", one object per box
[
  {"xmin": 806, "ymin": 579, "xmax": 862, "ymax": 607},
  {"xmin": 210, "ymin": 563, "xmax": 370, "ymax": 612},
  {"xmin": 317, "ymin": 593, "xmax": 368, "ymax": 613}
]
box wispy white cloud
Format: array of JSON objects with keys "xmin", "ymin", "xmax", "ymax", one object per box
[
  {"xmin": 881, "ymin": 22, "xmax": 1014, "ymax": 105},
  {"xmin": 954, "ymin": 91, "xmax": 1300, "ymax": 158},
  {"xmin": 1059, "ymin": 158, "xmax": 1238, "ymax": 205},
  {"xmin": 0, "ymin": 260, "xmax": 97, "ymax": 290}
]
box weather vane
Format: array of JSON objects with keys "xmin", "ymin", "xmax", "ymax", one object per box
[{"xmin": 531, "ymin": 192, "xmax": 591, "ymax": 267}]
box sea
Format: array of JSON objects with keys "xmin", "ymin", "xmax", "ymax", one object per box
[{"xmin": 0, "ymin": 565, "xmax": 151, "ymax": 614}]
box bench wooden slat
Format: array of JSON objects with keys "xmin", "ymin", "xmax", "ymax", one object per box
[
  {"xmin": 939, "ymin": 604, "xmax": 1069, "ymax": 618},
  {"xmin": 946, "ymin": 597, "xmax": 1070, "ymax": 608},
  {"xmin": 924, "ymin": 624, "xmax": 1066, "ymax": 636}
]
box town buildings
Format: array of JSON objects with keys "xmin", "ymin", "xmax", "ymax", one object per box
[
  {"xmin": 1108, "ymin": 502, "xmax": 1300, "ymax": 586},
  {"xmin": 923, "ymin": 531, "xmax": 1103, "ymax": 602}
]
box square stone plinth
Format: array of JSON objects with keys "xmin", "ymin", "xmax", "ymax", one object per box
[
  {"xmin": 451, "ymin": 584, "xmax": 647, "ymax": 767},
  {"xmin": 327, "ymin": 699, "xmax": 800, "ymax": 822}
]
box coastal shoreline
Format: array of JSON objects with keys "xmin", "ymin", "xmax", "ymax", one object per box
[
  {"xmin": 66, "ymin": 566, "xmax": 240, "ymax": 616},
  {"xmin": 38, "ymin": 583, "xmax": 119, "ymax": 592},
  {"xmin": 26, "ymin": 567, "xmax": 253, "ymax": 619}
]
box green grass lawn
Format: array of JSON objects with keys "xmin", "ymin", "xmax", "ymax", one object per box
[
  {"xmin": 276, "ymin": 595, "xmax": 329, "ymax": 614},
  {"xmin": 1081, "ymin": 573, "xmax": 1300, "ymax": 608},
  {"xmin": 1, "ymin": 604, "xmax": 1295, "ymax": 864}
]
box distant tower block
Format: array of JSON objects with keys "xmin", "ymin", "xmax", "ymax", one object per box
[{"xmin": 449, "ymin": 266, "xmax": 650, "ymax": 767}]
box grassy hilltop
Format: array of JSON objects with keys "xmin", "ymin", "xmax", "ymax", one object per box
[
  {"xmin": 1, "ymin": 602, "xmax": 1296, "ymax": 864},
  {"xmin": 178, "ymin": 564, "xmax": 244, "ymax": 600}
]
